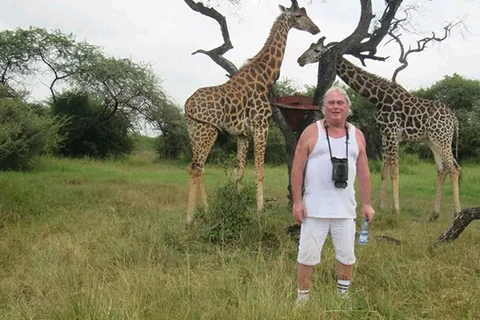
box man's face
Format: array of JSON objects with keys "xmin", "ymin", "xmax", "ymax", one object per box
[{"xmin": 324, "ymin": 91, "xmax": 350, "ymax": 123}]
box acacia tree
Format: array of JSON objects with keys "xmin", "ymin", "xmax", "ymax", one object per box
[{"xmin": 0, "ymin": 27, "xmax": 171, "ymax": 128}]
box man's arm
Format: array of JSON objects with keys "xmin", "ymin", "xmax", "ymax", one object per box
[
  {"xmin": 356, "ymin": 128, "xmax": 376, "ymax": 222},
  {"xmin": 291, "ymin": 124, "xmax": 315, "ymax": 223}
]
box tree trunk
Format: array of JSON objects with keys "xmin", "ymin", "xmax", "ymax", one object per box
[
  {"xmin": 437, "ymin": 207, "xmax": 480, "ymax": 242},
  {"xmin": 271, "ymin": 106, "xmax": 297, "ymax": 206}
]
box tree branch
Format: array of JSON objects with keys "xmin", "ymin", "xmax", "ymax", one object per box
[
  {"xmin": 311, "ymin": 0, "xmax": 374, "ymax": 108},
  {"xmin": 184, "ymin": 0, "xmax": 238, "ymax": 77},
  {"xmin": 390, "ymin": 18, "xmax": 464, "ymax": 82},
  {"xmin": 437, "ymin": 207, "xmax": 480, "ymax": 243},
  {"xmin": 345, "ymin": 0, "xmax": 404, "ymax": 66}
]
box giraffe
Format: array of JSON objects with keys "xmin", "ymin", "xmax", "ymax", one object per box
[
  {"xmin": 297, "ymin": 37, "xmax": 461, "ymax": 220},
  {"xmin": 184, "ymin": 0, "xmax": 320, "ymax": 223}
]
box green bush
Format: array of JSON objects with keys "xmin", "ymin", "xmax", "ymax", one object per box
[
  {"xmin": 194, "ymin": 180, "xmax": 256, "ymax": 244},
  {"xmin": 193, "ymin": 179, "xmax": 282, "ymax": 250},
  {"xmin": 52, "ymin": 91, "xmax": 133, "ymax": 159},
  {"xmin": 264, "ymin": 123, "xmax": 286, "ymax": 166},
  {"xmin": 0, "ymin": 97, "xmax": 63, "ymax": 170}
]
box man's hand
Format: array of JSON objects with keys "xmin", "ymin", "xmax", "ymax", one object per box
[
  {"xmin": 293, "ymin": 202, "xmax": 307, "ymax": 224},
  {"xmin": 363, "ymin": 204, "xmax": 376, "ymax": 223}
]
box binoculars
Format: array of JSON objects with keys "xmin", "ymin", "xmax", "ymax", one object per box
[{"xmin": 331, "ymin": 157, "xmax": 348, "ymax": 189}]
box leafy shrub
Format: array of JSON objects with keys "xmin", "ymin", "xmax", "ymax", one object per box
[
  {"xmin": 264, "ymin": 123, "xmax": 286, "ymax": 166},
  {"xmin": 195, "ymin": 180, "xmax": 256, "ymax": 244},
  {"xmin": 0, "ymin": 96, "xmax": 63, "ymax": 170},
  {"xmin": 52, "ymin": 91, "xmax": 133, "ymax": 158},
  {"xmin": 193, "ymin": 179, "xmax": 283, "ymax": 251}
]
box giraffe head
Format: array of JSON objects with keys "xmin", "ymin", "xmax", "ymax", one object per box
[
  {"xmin": 279, "ymin": 0, "xmax": 320, "ymax": 35},
  {"xmin": 297, "ymin": 36, "xmax": 329, "ymax": 67}
]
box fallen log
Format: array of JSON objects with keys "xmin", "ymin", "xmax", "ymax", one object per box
[{"xmin": 437, "ymin": 207, "xmax": 480, "ymax": 242}]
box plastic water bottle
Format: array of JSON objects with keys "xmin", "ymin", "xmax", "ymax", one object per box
[{"xmin": 359, "ymin": 217, "xmax": 370, "ymax": 245}]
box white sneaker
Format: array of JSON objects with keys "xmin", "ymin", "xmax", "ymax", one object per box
[{"xmin": 296, "ymin": 291, "xmax": 310, "ymax": 307}]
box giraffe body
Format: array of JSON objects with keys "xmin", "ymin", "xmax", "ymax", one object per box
[
  {"xmin": 184, "ymin": 1, "xmax": 320, "ymax": 223},
  {"xmin": 297, "ymin": 38, "xmax": 461, "ymax": 220}
]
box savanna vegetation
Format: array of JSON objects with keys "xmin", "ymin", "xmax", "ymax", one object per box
[{"xmin": 1, "ymin": 143, "xmax": 480, "ymax": 319}]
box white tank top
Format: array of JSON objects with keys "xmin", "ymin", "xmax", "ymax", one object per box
[{"xmin": 303, "ymin": 121, "xmax": 359, "ymax": 218}]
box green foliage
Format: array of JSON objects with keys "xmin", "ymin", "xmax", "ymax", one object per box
[
  {"xmin": 194, "ymin": 180, "xmax": 256, "ymax": 244},
  {"xmin": 193, "ymin": 179, "xmax": 283, "ymax": 250},
  {"xmin": 264, "ymin": 122, "xmax": 286, "ymax": 166},
  {"xmin": 0, "ymin": 96, "xmax": 63, "ymax": 170},
  {"xmin": 152, "ymin": 101, "xmax": 190, "ymax": 159},
  {"xmin": 272, "ymin": 77, "xmax": 301, "ymax": 96},
  {"xmin": 414, "ymin": 73, "xmax": 480, "ymax": 111},
  {"xmin": 51, "ymin": 90, "xmax": 133, "ymax": 158},
  {"xmin": 456, "ymin": 104, "xmax": 480, "ymax": 160}
]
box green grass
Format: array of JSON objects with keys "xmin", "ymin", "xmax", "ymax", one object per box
[{"xmin": 0, "ymin": 149, "xmax": 479, "ymax": 319}]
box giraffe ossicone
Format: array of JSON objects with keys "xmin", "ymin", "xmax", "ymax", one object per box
[
  {"xmin": 297, "ymin": 38, "xmax": 461, "ymax": 220},
  {"xmin": 184, "ymin": 0, "xmax": 320, "ymax": 223}
]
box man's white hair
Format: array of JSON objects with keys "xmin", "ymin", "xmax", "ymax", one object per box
[{"xmin": 322, "ymin": 86, "xmax": 353, "ymax": 116}]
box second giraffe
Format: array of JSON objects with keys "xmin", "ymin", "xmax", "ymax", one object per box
[{"xmin": 297, "ymin": 37, "xmax": 461, "ymax": 221}]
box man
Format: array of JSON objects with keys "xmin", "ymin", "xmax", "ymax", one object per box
[{"xmin": 291, "ymin": 86, "xmax": 375, "ymax": 306}]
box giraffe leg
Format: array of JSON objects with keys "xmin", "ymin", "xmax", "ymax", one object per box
[
  {"xmin": 379, "ymin": 160, "xmax": 389, "ymax": 210},
  {"xmin": 253, "ymin": 127, "xmax": 268, "ymax": 212},
  {"xmin": 390, "ymin": 159, "xmax": 400, "ymax": 215},
  {"xmin": 429, "ymin": 144, "xmax": 444, "ymax": 221},
  {"xmin": 233, "ymin": 135, "xmax": 249, "ymax": 192},
  {"xmin": 431, "ymin": 170, "xmax": 447, "ymax": 221},
  {"xmin": 429, "ymin": 142, "xmax": 461, "ymax": 220},
  {"xmin": 186, "ymin": 122, "xmax": 218, "ymax": 223},
  {"xmin": 450, "ymin": 166, "xmax": 461, "ymax": 216}
]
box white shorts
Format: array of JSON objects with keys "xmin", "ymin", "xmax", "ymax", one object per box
[{"xmin": 297, "ymin": 217, "xmax": 356, "ymax": 266}]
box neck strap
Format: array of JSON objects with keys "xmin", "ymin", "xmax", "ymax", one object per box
[{"xmin": 324, "ymin": 121, "xmax": 349, "ymax": 160}]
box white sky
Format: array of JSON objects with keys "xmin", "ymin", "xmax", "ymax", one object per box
[{"xmin": 1, "ymin": 0, "xmax": 480, "ymax": 106}]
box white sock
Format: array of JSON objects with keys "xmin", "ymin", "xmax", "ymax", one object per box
[
  {"xmin": 296, "ymin": 289, "xmax": 310, "ymax": 306},
  {"xmin": 337, "ymin": 279, "xmax": 350, "ymax": 295}
]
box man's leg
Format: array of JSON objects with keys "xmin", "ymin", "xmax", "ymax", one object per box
[
  {"xmin": 331, "ymin": 218, "xmax": 356, "ymax": 295},
  {"xmin": 296, "ymin": 263, "xmax": 314, "ymax": 305},
  {"xmin": 296, "ymin": 218, "xmax": 329, "ymax": 305},
  {"xmin": 336, "ymin": 261, "xmax": 353, "ymax": 294},
  {"xmin": 298, "ymin": 263, "xmax": 314, "ymax": 291}
]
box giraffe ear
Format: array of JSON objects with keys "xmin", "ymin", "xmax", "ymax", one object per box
[{"xmin": 278, "ymin": 5, "xmax": 286, "ymax": 13}]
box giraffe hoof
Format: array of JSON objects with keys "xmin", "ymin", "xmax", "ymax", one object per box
[{"xmin": 429, "ymin": 213, "xmax": 439, "ymax": 222}]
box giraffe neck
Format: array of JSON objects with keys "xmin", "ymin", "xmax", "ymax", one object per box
[
  {"xmin": 336, "ymin": 58, "xmax": 409, "ymax": 105},
  {"xmin": 234, "ymin": 15, "xmax": 290, "ymax": 87}
]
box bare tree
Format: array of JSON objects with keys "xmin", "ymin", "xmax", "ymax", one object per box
[
  {"xmin": 184, "ymin": 0, "xmax": 238, "ymax": 77},
  {"xmin": 387, "ymin": 8, "xmax": 466, "ymax": 83}
]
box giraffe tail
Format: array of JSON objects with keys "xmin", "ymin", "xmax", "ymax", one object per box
[
  {"xmin": 454, "ymin": 116, "xmax": 459, "ymax": 167},
  {"xmin": 453, "ymin": 116, "xmax": 462, "ymax": 188}
]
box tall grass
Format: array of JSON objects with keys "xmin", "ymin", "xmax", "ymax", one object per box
[{"xmin": 0, "ymin": 148, "xmax": 479, "ymax": 319}]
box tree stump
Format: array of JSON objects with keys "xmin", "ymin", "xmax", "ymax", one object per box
[{"xmin": 437, "ymin": 207, "xmax": 480, "ymax": 242}]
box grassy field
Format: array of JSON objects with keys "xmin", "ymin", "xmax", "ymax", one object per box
[{"xmin": 1, "ymin": 148, "xmax": 479, "ymax": 319}]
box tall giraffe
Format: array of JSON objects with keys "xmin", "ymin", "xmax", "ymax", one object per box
[
  {"xmin": 184, "ymin": 1, "xmax": 320, "ymax": 223},
  {"xmin": 297, "ymin": 37, "xmax": 461, "ymax": 220}
]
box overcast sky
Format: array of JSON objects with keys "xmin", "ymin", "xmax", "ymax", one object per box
[{"xmin": 1, "ymin": 0, "xmax": 480, "ymax": 106}]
